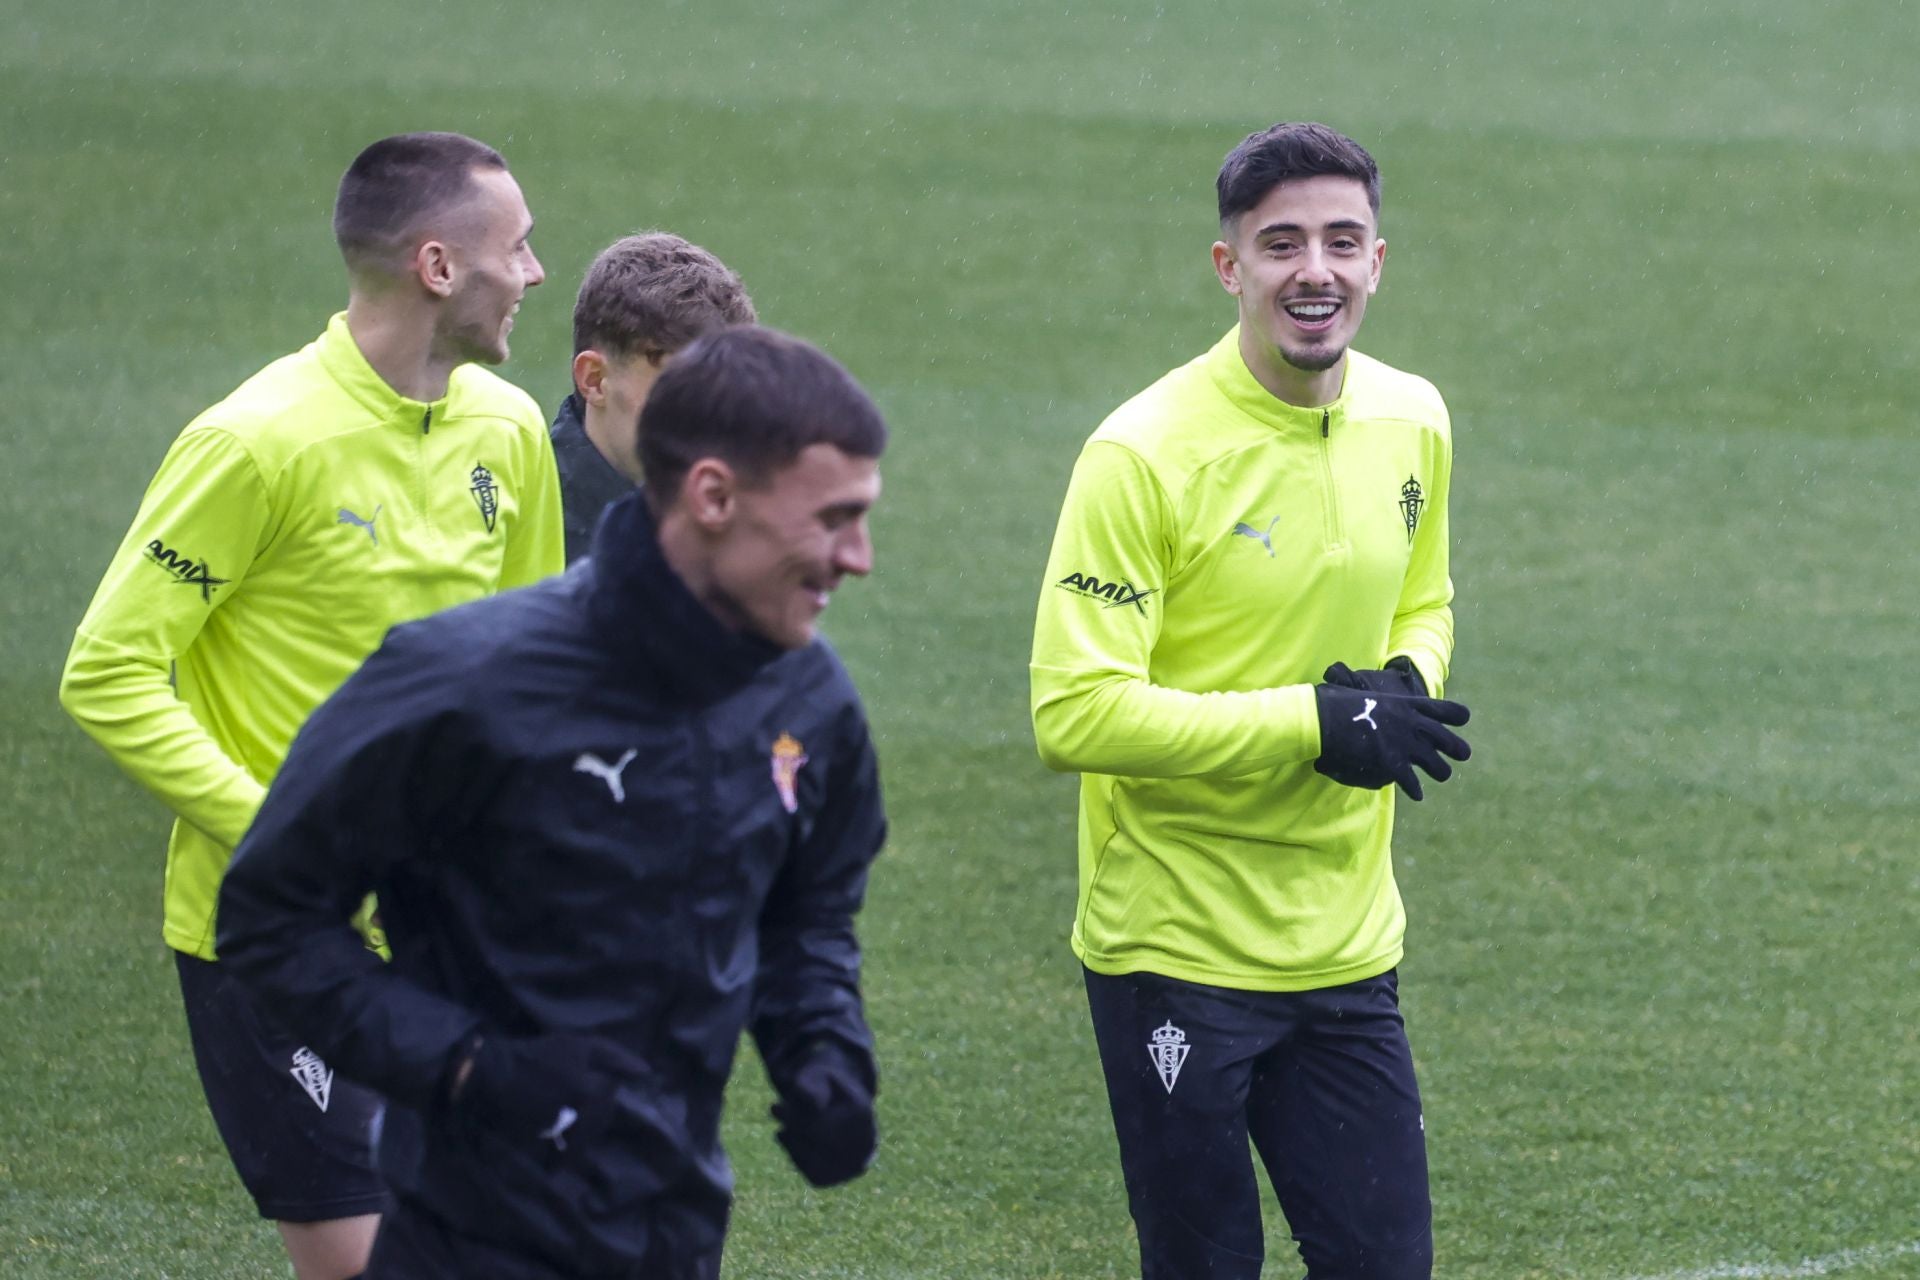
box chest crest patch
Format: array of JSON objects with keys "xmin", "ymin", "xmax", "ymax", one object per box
[
  {"xmin": 770, "ymin": 733, "xmax": 809, "ymax": 815},
  {"xmin": 469, "ymin": 463, "xmax": 500, "ymax": 533},
  {"xmin": 1399, "ymin": 476, "xmax": 1424, "ymax": 544}
]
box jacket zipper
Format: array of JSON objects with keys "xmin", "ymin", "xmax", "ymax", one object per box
[
  {"xmin": 415, "ymin": 407, "xmax": 438, "ymax": 545},
  {"xmin": 1317, "ymin": 408, "xmax": 1346, "ymax": 551}
]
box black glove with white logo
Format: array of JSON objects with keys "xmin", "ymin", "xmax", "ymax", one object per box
[
  {"xmin": 444, "ymin": 1032, "xmax": 628, "ymax": 1158},
  {"xmin": 1313, "ymin": 665, "xmax": 1471, "ymax": 801},
  {"xmin": 1324, "ymin": 656, "xmax": 1428, "ymax": 698},
  {"xmin": 771, "ymin": 1049, "xmax": 877, "ymax": 1188}
]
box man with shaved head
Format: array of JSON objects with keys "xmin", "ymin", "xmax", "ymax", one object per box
[{"xmin": 60, "ymin": 131, "xmax": 564, "ymax": 1279}]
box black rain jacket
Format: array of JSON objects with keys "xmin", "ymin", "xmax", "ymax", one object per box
[
  {"xmin": 217, "ymin": 492, "xmax": 885, "ymax": 1275},
  {"xmin": 549, "ymin": 391, "xmax": 637, "ymax": 566}
]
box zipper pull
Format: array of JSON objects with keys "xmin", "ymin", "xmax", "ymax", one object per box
[
  {"xmin": 422, "ymin": 407, "xmax": 432, "ymax": 434},
  {"xmin": 1321, "ymin": 409, "xmax": 1329, "ymax": 438}
]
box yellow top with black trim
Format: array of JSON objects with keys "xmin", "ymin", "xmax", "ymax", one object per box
[
  {"xmin": 1030, "ymin": 327, "xmax": 1455, "ymax": 991},
  {"xmin": 60, "ymin": 313, "xmax": 565, "ymax": 959}
]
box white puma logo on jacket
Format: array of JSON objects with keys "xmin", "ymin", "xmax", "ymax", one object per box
[{"xmin": 573, "ymin": 749, "xmax": 638, "ymax": 803}]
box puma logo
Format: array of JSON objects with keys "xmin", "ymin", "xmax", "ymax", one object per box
[
  {"xmin": 539, "ymin": 1106, "xmax": 579, "ymax": 1150},
  {"xmin": 337, "ymin": 505, "xmax": 382, "ymax": 546},
  {"xmin": 1353, "ymin": 698, "xmax": 1380, "ymax": 731},
  {"xmin": 1232, "ymin": 515, "xmax": 1281, "ymax": 557},
  {"xmin": 573, "ymin": 749, "xmax": 638, "ymax": 803}
]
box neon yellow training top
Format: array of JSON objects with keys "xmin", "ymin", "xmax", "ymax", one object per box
[
  {"xmin": 60, "ymin": 313, "xmax": 565, "ymax": 959},
  {"xmin": 1030, "ymin": 328, "xmax": 1455, "ymax": 991}
]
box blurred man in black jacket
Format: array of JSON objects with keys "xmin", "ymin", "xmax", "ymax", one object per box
[{"xmin": 218, "ymin": 326, "xmax": 889, "ymax": 1280}]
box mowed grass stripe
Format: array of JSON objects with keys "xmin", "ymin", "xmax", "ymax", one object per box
[
  {"xmin": 5, "ymin": 56, "xmax": 1917, "ymax": 427},
  {"xmin": 3, "ymin": 0, "xmax": 1915, "ymax": 151},
  {"xmin": 1622, "ymin": 1239, "xmax": 1920, "ymax": 1280},
  {"xmin": 4, "ymin": 2, "xmax": 1917, "ymax": 1274}
]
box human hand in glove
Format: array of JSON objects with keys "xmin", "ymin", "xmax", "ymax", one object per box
[
  {"xmin": 1314, "ymin": 668, "xmax": 1471, "ymax": 801},
  {"xmin": 444, "ymin": 1032, "xmax": 633, "ymax": 1157},
  {"xmin": 1322, "ymin": 656, "xmax": 1427, "ymax": 698},
  {"xmin": 771, "ymin": 1051, "xmax": 877, "ymax": 1188}
]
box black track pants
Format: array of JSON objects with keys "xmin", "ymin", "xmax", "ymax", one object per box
[{"xmin": 1084, "ymin": 967, "xmax": 1432, "ymax": 1280}]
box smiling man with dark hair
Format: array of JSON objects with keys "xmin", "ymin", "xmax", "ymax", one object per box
[
  {"xmin": 1031, "ymin": 122, "xmax": 1472, "ymax": 1280},
  {"xmin": 217, "ymin": 325, "xmax": 889, "ymax": 1280}
]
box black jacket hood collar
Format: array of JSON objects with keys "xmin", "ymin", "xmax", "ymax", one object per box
[{"xmin": 586, "ymin": 491, "xmax": 785, "ymax": 703}]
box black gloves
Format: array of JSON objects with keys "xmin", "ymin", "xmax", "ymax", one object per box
[
  {"xmin": 444, "ymin": 1032, "xmax": 631, "ymax": 1157},
  {"xmin": 1314, "ymin": 663, "xmax": 1471, "ymax": 801},
  {"xmin": 1325, "ymin": 656, "xmax": 1427, "ymax": 698},
  {"xmin": 771, "ymin": 1049, "xmax": 877, "ymax": 1188}
]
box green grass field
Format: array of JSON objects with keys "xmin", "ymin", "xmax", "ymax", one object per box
[{"xmin": 3, "ymin": 2, "xmax": 1916, "ymax": 1276}]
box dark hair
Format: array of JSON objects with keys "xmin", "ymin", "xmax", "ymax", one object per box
[
  {"xmin": 333, "ymin": 132, "xmax": 508, "ymax": 273},
  {"xmin": 572, "ymin": 232, "xmax": 757, "ymax": 362},
  {"xmin": 1216, "ymin": 122, "xmax": 1380, "ymax": 228},
  {"xmin": 639, "ymin": 327, "xmax": 888, "ymax": 502}
]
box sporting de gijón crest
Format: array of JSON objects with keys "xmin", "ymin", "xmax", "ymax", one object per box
[
  {"xmin": 770, "ymin": 733, "xmax": 809, "ymax": 815},
  {"xmin": 469, "ymin": 463, "xmax": 500, "ymax": 533},
  {"xmin": 1148, "ymin": 1020, "xmax": 1190, "ymax": 1093},
  {"xmin": 289, "ymin": 1045, "xmax": 334, "ymax": 1112},
  {"xmin": 1399, "ymin": 476, "xmax": 1424, "ymax": 544}
]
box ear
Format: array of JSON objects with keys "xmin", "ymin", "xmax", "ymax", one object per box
[
  {"xmin": 415, "ymin": 238, "xmax": 456, "ymax": 299},
  {"xmin": 573, "ymin": 350, "xmax": 609, "ymax": 403},
  {"xmin": 680, "ymin": 458, "xmax": 737, "ymax": 531},
  {"xmin": 1367, "ymin": 237, "xmax": 1387, "ymax": 295},
  {"xmin": 1211, "ymin": 239, "xmax": 1241, "ymax": 296}
]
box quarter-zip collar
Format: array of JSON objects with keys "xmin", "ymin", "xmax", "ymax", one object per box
[
  {"xmin": 1206, "ymin": 325, "xmax": 1350, "ymax": 435},
  {"xmin": 585, "ymin": 492, "xmax": 785, "ymax": 705},
  {"xmin": 315, "ymin": 311, "xmax": 451, "ymax": 430}
]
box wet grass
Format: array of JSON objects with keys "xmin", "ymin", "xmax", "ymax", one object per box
[{"xmin": 2, "ymin": 2, "xmax": 1915, "ymax": 1276}]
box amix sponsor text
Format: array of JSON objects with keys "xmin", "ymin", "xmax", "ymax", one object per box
[{"xmin": 1056, "ymin": 571, "xmax": 1156, "ymax": 614}]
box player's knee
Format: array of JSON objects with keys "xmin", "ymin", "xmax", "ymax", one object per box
[
  {"xmin": 1135, "ymin": 1204, "xmax": 1266, "ymax": 1280},
  {"xmin": 1302, "ymin": 1232, "xmax": 1432, "ymax": 1280}
]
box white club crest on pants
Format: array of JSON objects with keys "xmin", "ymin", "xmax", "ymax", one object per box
[
  {"xmin": 290, "ymin": 1046, "xmax": 333, "ymax": 1112},
  {"xmin": 1147, "ymin": 1020, "xmax": 1190, "ymax": 1094}
]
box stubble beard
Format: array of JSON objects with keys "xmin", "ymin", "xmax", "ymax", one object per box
[
  {"xmin": 446, "ymin": 315, "xmax": 510, "ymax": 367},
  {"xmin": 1280, "ymin": 340, "xmax": 1344, "ymax": 373}
]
